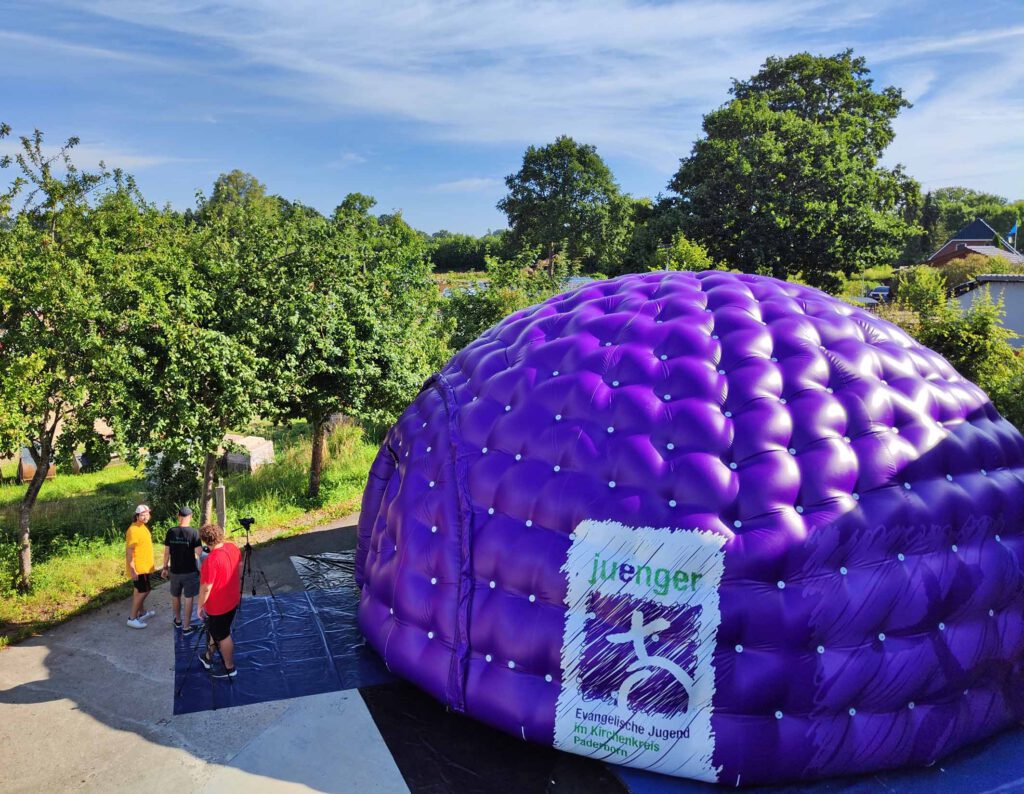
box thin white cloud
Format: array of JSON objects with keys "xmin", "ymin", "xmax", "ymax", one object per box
[
  {"xmin": 327, "ymin": 151, "xmax": 367, "ymax": 169},
  {"xmin": 0, "ymin": 139, "xmax": 187, "ymax": 171},
  {"xmin": 433, "ymin": 177, "xmax": 504, "ymax": 193},
  {"xmin": 24, "ymin": 1, "xmax": 1024, "ymax": 198}
]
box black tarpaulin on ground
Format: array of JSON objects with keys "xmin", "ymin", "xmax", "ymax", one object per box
[
  {"xmin": 290, "ymin": 550, "xmax": 357, "ymax": 590},
  {"xmin": 172, "ymin": 587, "xmax": 393, "ymax": 715}
]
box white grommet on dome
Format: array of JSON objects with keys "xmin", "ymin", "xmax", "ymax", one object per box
[
  {"xmin": 840, "ymin": 566, "xmax": 848, "ymax": 575},
  {"xmin": 553, "ymin": 465, "xmax": 560, "ymax": 472},
  {"xmin": 718, "ymin": 369, "xmax": 726, "ymax": 375},
  {"xmin": 611, "ymin": 381, "xmax": 619, "ymax": 387},
  {"xmin": 489, "ymin": 580, "xmax": 496, "ymax": 589},
  {"xmin": 663, "ymin": 394, "xmax": 671, "ymax": 401},
  {"xmin": 981, "ymin": 469, "xmax": 988, "ymax": 476},
  {"xmin": 426, "ymin": 446, "xmax": 432, "ymax": 452},
  {"xmin": 775, "ymin": 711, "xmax": 783, "ymax": 720},
  {"xmin": 878, "ymin": 633, "xmax": 886, "ymax": 641},
  {"xmin": 989, "ymin": 608, "xmax": 995, "ymax": 617},
  {"xmin": 428, "ymin": 631, "xmax": 434, "ymax": 639},
  {"xmin": 705, "ymin": 308, "xmax": 713, "ymax": 313},
  {"xmin": 504, "ymin": 404, "xmax": 511, "ymax": 412},
  {"xmin": 608, "ymin": 481, "xmax": 616, "ymax": 488},
  {"xmin": 996, "ymin": 534, "xmax": 1002, "ymax": 542},
  {"xmin": 826, "ymin": 387, "xmax": 834, "ymax": 394},
  {"xmin": 429, "ymin": 481, "xmax": 435, "ymax": 488},
  {"xmin": 771, "ymin": 356, "xmax": 778, "ymax": 362},
  {"xmin": 529, "ymin": 594, "xmax": 536, "ymax": 603},
  {"xmin": 607, "ymin": 426, "xmax": 614, "ymax": 434},
  {"xmin": 780, "ymin": 398, "xmax": 787, "ymax": 404},
  {"xmin": 431, "ymin": 525, "xmax": 438, "ymax": 533},
  {"xmin": 735, "ymin": 644, "xmax": 744, "ymax": 653},
  {"xmin": 816, "ymin": 645, "xmax": 825, "ymax": 654},
  {"xmin": 897, "ymin": 553, "xmax": 905, "ymax": 561},
  {"xmin": 488, "ymin": 507, "xmax": 495, "ymax": 515},
  {"xmin": 852, "ymin": 493, "xmax": 860, "ymax": 501},
  {"xmin": 552, "ymin": 370, "xmax": 559, "ymax": 376},
  {"xmin": 669, "ymin": 499, "xmax": 677, "ymax": 507},
  {"xmin": 729, "ymin": 462, "xmax": 738, "ymax": 470},
  {"xmin": 903, "ymin": 482, "xmax": 912, "ymax": 490},
  {"xmin": 604, "ymin": 341, "xmax": 612, "ymax": 347},
  {"xmin": 485, "ymin": 654, "xmax": 492, "ymax": 662},
  {"xmin": 951, "ymin": 544, "xmax": 958, "ymax": 552},
  {"xmin": 660, "ymin": 354, "xmax": 668, "ymax": 361},
  {"xmin": 724, "ymin": 411, "xmax": 733, "ymax": 418},
  {"xmin": 508, "ymin": 660, "xmax": 516, "ymax": 669},
  {"xmin": 946, "ymin": 474, "xmax": 953, "ymax": 481},
  {"xmin": 390, "ymin": 608, "xmax": 394, "ymax": 615},
  {"xmin": 849, "ymin": 708, "xmax": 856, "ymax": 716},
  {"xmin": 796, "ymin": 505, "xmax": 804, "ymax": 514},
  {"xmin": 555, "ymin": 414, "xmax": 561, "ymax": 421},
  {"xmin": 733, "ymin": 520, "xmax": 743, "ymax": 529},
  {"xmin": 777, "ymin": 580, "xmax": 786, "ymax": 589},
  {"xmin": 938, "ymin": 622, "xmax": 946, "ymax": 631},
  {"xmin": 843, "ymin": 436, "xmax": 851, "ymax": 443},
  {"xmin": 788, "ymin": 447, "xmax": 796, "ymax": 455},
  {"xmin": 525, "ymin": 519, "xmax": 533, "ymax": 527},
  {"xmin": 515, "ymin": 453, "xmax": 522, "ymax": 461},
  {"xmin": 892, "ymin": 427, "xmax": 899, "ymax": 434},
  {"xmin": 908, "ymin": 701, "xmax": 915, "ymax": 710},
  {"xmin": 482, "ymin": 447, "xmax": 488, "ymax": 453},
  {"xmin": 667, "ymin": 442, "xmax": 675, "ymax": 450},
  {"xmin": 545, "ymin": 674, "xmax": 553, "ymax": 682},
  {"xmin": 712, "ymin": 334, "xmax": 719, "ymax": 340},
  {"xmin": 421, "ymin": 422, "xmax": 427, "ymax": 428}
]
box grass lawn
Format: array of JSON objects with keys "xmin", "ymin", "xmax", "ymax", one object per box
[{"xmin": 0, "ymin": 421, "xmax": 377, "ymax": 648}]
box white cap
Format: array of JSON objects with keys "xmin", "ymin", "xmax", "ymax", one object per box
[{"xmin": 134, "ymin": 504, "xmax": 150, "ymax": 515}]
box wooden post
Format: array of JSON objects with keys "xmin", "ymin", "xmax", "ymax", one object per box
[{"xmin": 215, "ymin": 479, "xmax": 227, "ymax": 531}]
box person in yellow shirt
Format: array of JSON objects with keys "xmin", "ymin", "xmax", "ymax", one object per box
[{"xmin": 126, "ymin": 504, "xmax": 156, "ymax": 629}]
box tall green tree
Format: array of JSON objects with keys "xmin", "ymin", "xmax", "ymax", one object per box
[
  {"xmin": 670, "ymin": 50, "xmax": 919, "ymax": 291},
  {"xmin": 0, "ymin": 129, "xmax": 148, "ymax": 588},
  {"xmin": 498, "ymin": 136, "xmax": 633, "ymax": 272},
  {"xmin": 266, "ymin": 196, "xmax": 447, "ymax": 498}
]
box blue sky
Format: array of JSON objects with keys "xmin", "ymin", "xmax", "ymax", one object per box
[{"xmin": 2, "ymin": 1, "xmax": 1022, "ymax": 234}]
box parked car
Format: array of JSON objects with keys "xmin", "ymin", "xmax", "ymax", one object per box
[{"xmin": 867, "ymin": 285, "xmax": 890, "ymax": 302}]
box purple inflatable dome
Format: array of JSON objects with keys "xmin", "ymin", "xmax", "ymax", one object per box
[{"xmin": 355, "ymin": 271, "xmax": 1024, "ymax": 785}]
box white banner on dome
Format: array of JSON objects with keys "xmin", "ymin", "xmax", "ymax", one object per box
[{"xmin": 554, "ymin": 519, "xmax": 726, "ymax": 782}]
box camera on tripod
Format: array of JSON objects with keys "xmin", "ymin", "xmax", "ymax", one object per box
[{"xmin": 239, "ymin": 517, "xmax": 255, "ymax": 531}]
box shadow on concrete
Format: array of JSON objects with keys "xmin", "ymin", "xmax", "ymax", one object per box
[{"xmin": 0, "ymin": 517, "xmax": 406, "ymax": 793}]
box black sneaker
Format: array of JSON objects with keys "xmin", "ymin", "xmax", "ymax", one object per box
[
  {"xmin": 199, "ymin": 652, "xmax": 213, "ymax": 670},
  {"xmin": 181, "ymin": 625, "xmax": 197, "ymax": 636},
  {"xmin": 174, "ymin": 618, "xmax": 182, "ymax": 629},
  {"xmin": 213, "ymin": 667, "xmax": 237, "ymax": 679}
]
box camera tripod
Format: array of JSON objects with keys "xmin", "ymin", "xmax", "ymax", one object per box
[
  {"xmin": 238, "ymin": 517, "xmax": 277, "ymax": 600},
  {"xmin": 175, "ymin": 622, "xmax": 229, "ymax": 710}
]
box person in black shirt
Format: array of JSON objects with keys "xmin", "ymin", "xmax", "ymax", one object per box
[{"xmin": 160, "ymin": 507, "xmax": 202, "ymax": 634}]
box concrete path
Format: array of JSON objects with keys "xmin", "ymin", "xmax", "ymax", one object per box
[{"xmin": 0, "ymin": 513, "xmax": 409, "ymax": 794}]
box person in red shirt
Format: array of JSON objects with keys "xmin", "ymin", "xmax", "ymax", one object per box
[{"xmin": 197, "ymin": 523, "xmax": 242, "ymax": 678}]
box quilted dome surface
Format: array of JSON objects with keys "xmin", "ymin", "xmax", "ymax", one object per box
[{"xmin": 355, "ymin": 270, "xmax": 1024, "ymax": 786}]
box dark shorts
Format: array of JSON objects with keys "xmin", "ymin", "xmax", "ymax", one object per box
[
  {"xmin": 132, "ymin": 573, "xmax": 152, "ymax": 593},
  {"xmin": 206, "ymin": 607, "xmax": 237, "ymax": 642},
  {"xmin": 170, "ymin": 572, "xmax": 200, "ymax": 598}
]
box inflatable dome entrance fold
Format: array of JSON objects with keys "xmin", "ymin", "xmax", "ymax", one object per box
[{"xmin": 354, "ymin": 271, "xmax": 1024, "ymax": 786}]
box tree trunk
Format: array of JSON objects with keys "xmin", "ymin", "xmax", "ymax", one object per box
[
  {"xmin": 199, "ymin": 452, "xmax": 217, "ymax": 526},
  {"xmin": 17, "ymin": 447, "xmax": 51, "ymax": 591},
  {"xmin": 308, "ymin": 417, "xmax": 327, "ymax": 499}
]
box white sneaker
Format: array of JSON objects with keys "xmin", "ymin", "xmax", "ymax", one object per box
[
  {"xmin": 139, "ymin": 610, "xmax": 156, "ymax": 621},
  {"xmin": 127, "ymin": 618, "xmax": 148, "ymax": 629}
]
